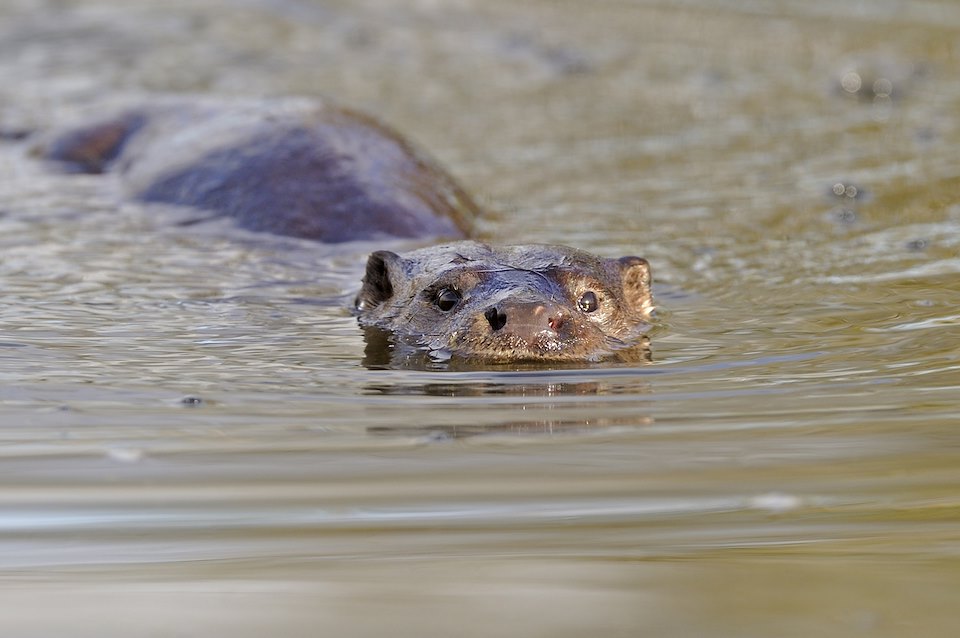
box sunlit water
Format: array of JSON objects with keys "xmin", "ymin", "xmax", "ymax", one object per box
[{"xmin": 1, "ymin": 0, "xmax": 959, "ymax": 636}]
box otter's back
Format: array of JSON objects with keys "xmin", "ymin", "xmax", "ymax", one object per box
[{"xmin": 43, "ymin": 99, "xmax": 480, "ymax": 243}]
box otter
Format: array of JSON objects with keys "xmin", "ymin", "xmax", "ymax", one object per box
[
  {"xmin": 36, "ymin": 98, "xmax": 654, "ymax": 362},
  {"xmin": 38, "ymin": 97, "xmax": 479, "ymax": 243},
  {"xmin": 356, "ymin": 241, "xmax": 653, "ymax": 362}
]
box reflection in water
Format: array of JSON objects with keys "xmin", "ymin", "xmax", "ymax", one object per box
[
  {"xmin": 361, "ymin": 324, "xmax": 654, "ymax": 436},
  {"xmin": 365, "ymin": 366, "xmax": 654, "ymax": 438}
]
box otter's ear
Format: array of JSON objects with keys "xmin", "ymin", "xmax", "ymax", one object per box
[
  {"xmin": 355, "ymin": 250, "xmax": 402, "ymax": 311},
  {"xmin": 617, "ymin": 256, "xmax": 653, "ymax": 315},
  {"xmin": 40, "ymin": 111, "xmax": 146, "ymax": 174}
]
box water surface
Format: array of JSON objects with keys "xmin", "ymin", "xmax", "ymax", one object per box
[{"xmin": 1, "ymin": 0, "xmax": 959, "ymax": 635}]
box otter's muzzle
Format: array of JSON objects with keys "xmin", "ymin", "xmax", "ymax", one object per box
[{"xmin": 483, "ymin": 300, "xmax": 570, "ymax": 345}]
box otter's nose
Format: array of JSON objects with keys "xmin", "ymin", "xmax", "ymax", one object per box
[{"xmin": 484, "ymin": 302, "xmax": 566, "ymax": 340}]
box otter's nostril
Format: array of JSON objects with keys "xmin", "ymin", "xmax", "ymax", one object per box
[
  {"xmin": 485, "ymin": 307, "xmax": 507, "ymax": 331},
  {"xmin": 548, "ymin": 314, "xmax": 564, "ymax": 332}
]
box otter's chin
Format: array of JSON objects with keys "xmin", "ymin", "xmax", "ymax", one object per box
[{"xmin": 440, "ymin": 334, "xmax": 621, "ymax": 363}]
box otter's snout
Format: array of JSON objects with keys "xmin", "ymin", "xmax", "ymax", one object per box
[{"xmin": 484, "ymin": 301, "xmax": 568, "ymax": 343}]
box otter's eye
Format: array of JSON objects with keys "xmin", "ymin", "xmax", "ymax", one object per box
[
  {"xmin": 435, "ymin": 288, "xmax": 462, "ymax": 312},
  {"xmin": 578, "ymin": 291, "xmax": 599, "ymax": 313}
]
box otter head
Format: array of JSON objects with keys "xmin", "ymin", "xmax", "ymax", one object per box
[{"xmin": 354, "ymin": 241, "xmax": 654, "ymax": 362}]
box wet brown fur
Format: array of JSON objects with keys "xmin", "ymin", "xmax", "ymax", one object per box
[
  {"xmin": 356, "ymin": 241, "xmax": 653, "ymax": 362},
  {"xmin": 39, "ymin": 98, "xmax": 479, "ymax": 243}
]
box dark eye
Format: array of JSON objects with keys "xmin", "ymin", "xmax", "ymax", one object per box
[
  {"xmin": 435, "ymin": 288, "xmax": 462, "ymax": 312},
  {"xmin": 577, "ymin": 291, "xmax": 599, "ymax": 313}
]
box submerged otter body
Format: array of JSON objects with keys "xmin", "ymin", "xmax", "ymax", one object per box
[
  {"xmin": 37, "ymin": 98, "xmax": 654, "ymax": 362},
  {"xmin": 356, "ymin": 241, "xmax": 654, "ymax": 362},
  {"xmin": 40, "ymin": 98, "xmax": 479, "ymax": 242}
]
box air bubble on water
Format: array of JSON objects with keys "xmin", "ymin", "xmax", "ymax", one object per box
[
  {"xmin": 873, "ymin": 77, "xmax": 893, "ymax": 97},
  {"xmin": 841, "ymin": 71, "xmax": 862, "ymax": 93}
]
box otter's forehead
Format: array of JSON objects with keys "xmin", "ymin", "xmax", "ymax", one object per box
[{"xmin": 402, "ymin": 241, "xmax": 609, "ymax": 279}]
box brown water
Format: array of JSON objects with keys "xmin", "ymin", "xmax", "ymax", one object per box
[{"xmin": 1, "ymin": 0, "xmax": 959, "ymax": 635}]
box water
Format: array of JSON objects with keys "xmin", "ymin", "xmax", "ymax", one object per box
[{"xmin": 1, "ymin": 0, "xmax": 959, "ymax": 635}]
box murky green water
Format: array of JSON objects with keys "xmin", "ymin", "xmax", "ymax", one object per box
[{"xmin": 1, "ymin": 0, "xmax": 959, "ymax": 635}]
